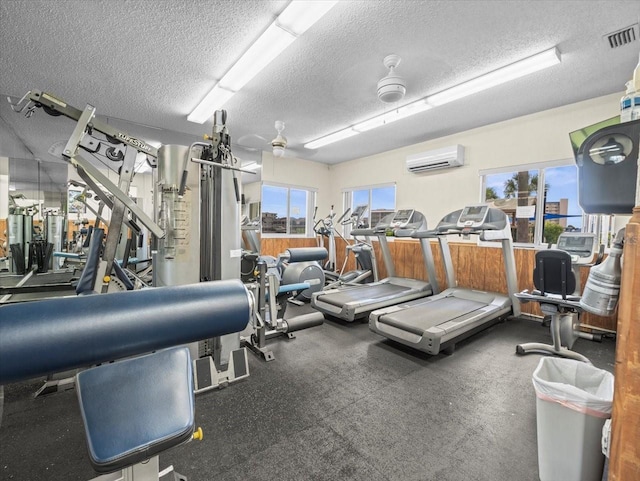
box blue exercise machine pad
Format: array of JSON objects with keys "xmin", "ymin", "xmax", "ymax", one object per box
[{"xmin": 76, "ymin": 347, "xmax": 194, "ymax": 473}]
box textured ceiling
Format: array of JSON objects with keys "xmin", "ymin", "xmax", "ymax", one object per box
[{"xmin": 1, "ymin": 0, "xmax": 639, "ymax": 175}]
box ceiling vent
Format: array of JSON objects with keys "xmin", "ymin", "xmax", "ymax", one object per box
[{"xmin": 605, "ymin": 24, "xmax": 638, "ymax": 49}]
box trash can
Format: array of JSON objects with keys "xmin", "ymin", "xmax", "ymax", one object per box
[{"xmin": 532, "ymin": 357, "xmax": 614, "ymax": 481}]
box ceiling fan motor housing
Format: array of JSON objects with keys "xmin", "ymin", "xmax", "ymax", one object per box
[{"xmin": 377, "ymin": 54, "xmax": 406, "ymax": 103}]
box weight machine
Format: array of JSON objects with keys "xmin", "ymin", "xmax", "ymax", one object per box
[
  {"xmin": 242, "ymin": 247, "xmax": 326, "ymax": 361},
  {"xmin": 10, "ymin": 89, "xmax": 255, "ymax": 393},
  {"xmin": 11, "ymin": 90, "xmax": 162, "ymax": 294}
]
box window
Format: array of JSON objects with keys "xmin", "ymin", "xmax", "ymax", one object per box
[
  {"xmin": 261, "ymin": 183, "xmax": 316, "ymax": 236},
  {"xmin": 481, "ymin": 161, "xmax": 584, "ymax": 246},
  {"xmin": 343, "ymin": 184, "xmax": 396, "ymax": 233}
]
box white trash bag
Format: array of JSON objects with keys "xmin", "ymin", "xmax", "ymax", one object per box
[
  {"xmin": 532, "ymin": 357, "xmax": 614, "ymax": 481},
  {"xmin": 533, "ymin": 357, "xmax": 614, "ymax": 417}
]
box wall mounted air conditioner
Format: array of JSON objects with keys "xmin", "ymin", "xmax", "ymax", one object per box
[{"xmin": 406, "ymin": 144, "xmax": 464, "ymax": 173}]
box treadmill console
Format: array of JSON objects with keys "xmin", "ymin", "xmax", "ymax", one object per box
[
  {"xmin": 390, "ymin": 209, "xmax": 415, "ymax": 229},
  {"xmin": 457, "ymin": 205, "xmax": 489, "ymax": 229},
  {"xmin": 556, "ymin": 232, "xmax": 597, "ymax": 265}
]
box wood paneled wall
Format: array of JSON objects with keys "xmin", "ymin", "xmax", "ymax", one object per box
[
  {"xmin": 262, "ymin": 236, "xmax": 617, "ymax": 332},
  {"xmin": 0, "ymin": 219, "xmax": 6, "ymax": 256},
  {"xmin": 609, "ymin": 207, "xmax": 640, "ymax": 480}
]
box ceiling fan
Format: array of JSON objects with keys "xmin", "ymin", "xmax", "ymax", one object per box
[
  {"xmin": 236, "ymin": 120, "xmax": 314, "ymax": 159},
  {"xmin": 271, "ymin": 120, "xmax": 287, "ymax": 157}
]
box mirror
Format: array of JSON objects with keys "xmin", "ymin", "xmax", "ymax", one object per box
[
  {"xmin": 1, "ymin": 157, "xmax": 68, "ymax": 273},
  {"xmin": 8, "ymin": 157, "xmax": 68, "ymax": 217}
]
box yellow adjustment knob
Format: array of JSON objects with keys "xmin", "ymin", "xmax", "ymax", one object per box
[
  {"xmin": 193, "ymin": 427, "xmax": 203, "ymax": 441},
  {"xmin": 203, "ymin": 134, "xmax": 211, "ymax": 141},
  {"xmin": 103, "ymin": 275, "xmax": 111, "ymax": 283}
]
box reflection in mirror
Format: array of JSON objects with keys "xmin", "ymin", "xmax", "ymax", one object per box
[
  {"xmin": 589, "ymin": 134, "xmax": 633, "ymax": 165},
  {"xmin": 2, "ymin": 158, "xmax": 68, "ymax": 273}
]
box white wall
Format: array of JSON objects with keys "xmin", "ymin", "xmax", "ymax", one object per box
[
  {"xmin": 260, "ymin": 150, "xmax": 333, "ymax": 220},
  {"xmin": 326, "ymin": 92, "xmax": 621, "ymax": 226},
  {"xmin": 242, "ymin": 181, "xmax": 261, "ymax": 210}
]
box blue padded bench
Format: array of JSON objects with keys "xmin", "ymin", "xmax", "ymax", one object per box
[
  {"xmin": 77, "ymin": 347, "xmax": 195, "ymax": 476},
  {"xmin": 0, "ymin": 279, "xmax": 253, "ymax": 480}
]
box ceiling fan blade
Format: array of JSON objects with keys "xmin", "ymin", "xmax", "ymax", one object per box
[
  {"xmin": 236, "ymin": 133, "xmax": 269, "ymax": 151},
  {"xmin": 285, "ymin": 145, "xmax": 318, "ymax": 159}
]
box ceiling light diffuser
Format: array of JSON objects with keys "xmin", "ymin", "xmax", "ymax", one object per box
[
  {"xmin": 277, "ymin": 1, "xmax": 339, "ymax": 36},
  {"xmin": 220, "ymin": 24, "xmax": 296, "ymax": 92},
  {"xmin": 353, "ymin": 100, "xmax": 432, "ymax": 132},
  {"xmin": 427, "ymin": 47, "xmax": 561, "ymax": 106},
  {"xmin": 188, "ymin": 0, "xmax": 339, "ymax": 124},
  {"xmin": 304, "ymin": 128, "xmax": 359, "ymax": 149},
  {"xmin": 187, "ymin": 85, "xmax": 236, "ymax": 124},
  {"xmin": 241, "ymin": 162, "xmax": 262, "ymax": 171}
]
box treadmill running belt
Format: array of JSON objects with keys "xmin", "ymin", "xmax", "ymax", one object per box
[
  {"xmin": 321, "ymin": 284, "xmax": 411, "ymax": 307},
  {"xmin": 0, "ymin": 271, "xmax": 76, "ymax": 287},
  {"xmin": 379, "ymin": 297, "xmax": 487, "ymax": 335},
  {"xmin": 24, "ymin": 272, "xmax": 77, "ymax": 285}
]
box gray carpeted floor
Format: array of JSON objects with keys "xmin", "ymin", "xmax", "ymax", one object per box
[{"xmin": 0, "ymin": 314, "xmax": 615, "ymax": 480}]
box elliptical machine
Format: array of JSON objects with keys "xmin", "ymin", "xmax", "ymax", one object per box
[
  {"xmin": 313, "ymin": 204, "xmax": 377, "ymax": 287},
  {"xmin": 313, "ymin": 205, "xmax": 343, "ymax": 272}
]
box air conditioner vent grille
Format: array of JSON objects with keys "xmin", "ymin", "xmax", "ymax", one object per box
[
  {"xmin": 605, "ymin": 24, "xmax": 638, "ymax": 49},
  {"xmin": 409, "ymin": 161, "xmax": 451, "ymax": 172}
]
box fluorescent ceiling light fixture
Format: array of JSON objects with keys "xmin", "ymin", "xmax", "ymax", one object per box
[
  {"xmin": 304, "ymin": 128, "xmax": 359, "ymax": 149},
  {"xmin": 427, "ymin": 47, "xmax": 561, "ymax": 106},
  {"xmin": 304, "ymin": 100, "xmax": 432, "ymax": 149},
  {"xmin": 353, "ymin": 100, "xmax": 432, "ymax": 133},
  {"xmin": 187, "ymin": 85, "xmax": 237, "ymax": 124},
  {"xmin": 277, "ymin": 1, "xmax": 339, "ymax": 36},
  {"xmin": 188, "ymin": 0, "xmax": 339, "ymax": 124},
  {"xmin": 241, "ymin": 161, "xmax": 261, "ymax": 171},
  {"xmin": 221, "ymin": 24, "xmax": 296, "ymax": 91},
  {"xmin": 304, "ymin": 47, "xmax": 560, "ymax": 149}
]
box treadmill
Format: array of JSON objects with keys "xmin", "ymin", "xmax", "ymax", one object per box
[
  {"xmin": 369, "ymin": 205, "xmax": 521, "ymax": 354},
  {"xmin": 311, "ymin": 209, "xmax": 439, "ymax": 322}
]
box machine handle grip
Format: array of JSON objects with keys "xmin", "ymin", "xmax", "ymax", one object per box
[{"xmin": 285, "ymin": 247, "xmax": 328, "ymax": 263}]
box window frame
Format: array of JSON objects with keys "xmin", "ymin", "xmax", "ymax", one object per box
[
  {"xmin": 479, "ymin": 159, "xmax": 586, "ymax": 248},
  {"xmin": 260, "ymin": 181, "xmax": 317, "ymax": 238},
  {"xmin": 342, "ymin": 182, "xmax": 396, "ymax": 237}
]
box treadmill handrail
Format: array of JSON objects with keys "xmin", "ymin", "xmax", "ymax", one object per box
[
  {"xmin": 394, "ymin": 228, "xmax": 415, "ymax": 237},
  {"xmin": 436, "ymin": 224, "xmax": 503, "ymax": 235},
  {"xmin": 351, "ymin": 228, "xmax": 376, "ymax": 236},
  {"xmin": 411, "ymin": 230, "xmax": 438, "ymax": 238}
]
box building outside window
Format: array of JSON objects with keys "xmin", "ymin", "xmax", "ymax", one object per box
[
  {"xmin": 261, "ymin": 183, "xmax": 316, "ymax": 236},
  {"xmin": 343, "ymin": 184, "xmax": 396, "ymax": 234},
  {"xmin": 481, "ymin": 162, "xmax": 587, "ymax": 246}
]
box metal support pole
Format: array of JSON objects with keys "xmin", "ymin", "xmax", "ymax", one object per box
[{"xmin": 101, "ymin": 147, "xmax": 137, "ymax": 292}]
